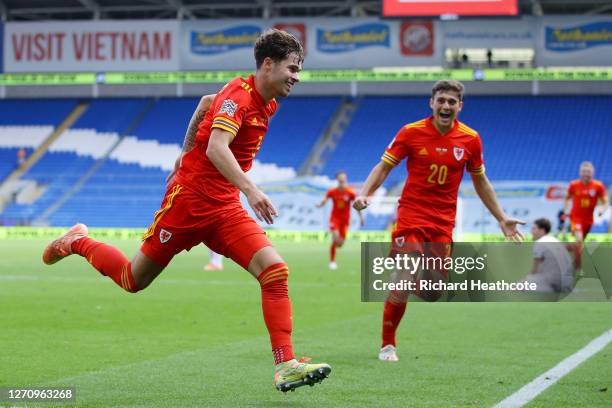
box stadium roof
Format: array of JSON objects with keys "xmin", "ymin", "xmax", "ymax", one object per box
[{"xmin": 0, "ymin": 0, "xmax": 610, "ymax": 21}]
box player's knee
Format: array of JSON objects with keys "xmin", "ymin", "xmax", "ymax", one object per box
[
  {"xmin": 258, "ymin": 263, "xmax": 289, "ymax": 299},
  {"xmin": 389, "ymin": 289, "xmax": 409, "ymax": 303},
  {"xmin": 336, "ymin": 239, "xmax": 345, "ymax": 247},
  {"xmin": 419, "ymin": 289, "xmax": 443, "ymax": 302},
  {"xmin": 258, "ymin": 262, "xmax": 289, "ymax": 287}
]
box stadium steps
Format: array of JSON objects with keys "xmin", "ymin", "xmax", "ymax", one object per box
[
  {"xmin": 298, "ymin": 97, "xmax": 359, "ymax": 176},
  {"xmin": 35, "ymin": 99, "xmax": 157, "ymax": 225},
  {"xmin": 0, "ymin": 102, "xmax": 89, "ymax": 188}
]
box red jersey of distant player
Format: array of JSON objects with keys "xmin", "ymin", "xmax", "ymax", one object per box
[
  {"xmin": 382, "ymin": 116, "xmax": 484, "ymax": 241},
  {"xmin": 176, "ymin": 74, "xmax": 277, "ymax": 203},
  {"xmin": 566, "ymin": 179, "xmax": 606, "ymax": 235},
  {"xmin": 325, "ymin": 187, "xmax": 356, "ymax": 238}
]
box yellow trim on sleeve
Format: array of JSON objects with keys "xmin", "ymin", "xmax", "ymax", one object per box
[
  {"xmin": 213, "ymin": 115, "xmax": 239, "ymax": 128},
  {"xmin": 381, "ymin": 156, "xmax": 397, "ymax": 167},
  {"xmin": 211, "ymin": 123, "xmax": 238, "ymax": 136}
]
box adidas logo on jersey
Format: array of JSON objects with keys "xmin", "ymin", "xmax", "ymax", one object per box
[{"xmin": 418, "ymin": 147, "xmax": 429, "ymax": 156}]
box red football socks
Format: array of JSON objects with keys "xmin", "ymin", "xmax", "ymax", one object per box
[
  {"xmin": 381, "ymin": 297, "xmax": 407, "ymax": 347},
  {"xmin": 330, "ymin": 243, "xmax": 336, "ymax": 262},
  {"xmin": 258, "ymin": 262, "xmax": 294, "ymax": 365},
  {"xmin": 71, "ymin": 237, "xmax": 138, "ymax": 292}
]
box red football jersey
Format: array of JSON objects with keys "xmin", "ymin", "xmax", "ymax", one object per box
[
  {"xmin": 176, "ymin": 75, "xmax": 277, "ymax": 202},
  {"xmin": 382, "ymin": 116, "xmax": 484, "ymax": 235},
  {"xmin": 326, "ymin": 187, "xmax": 356, "ymax": 224},
  {"xmin": 567, "ymin": 179, "xmax": 606, "ymax": 223}
]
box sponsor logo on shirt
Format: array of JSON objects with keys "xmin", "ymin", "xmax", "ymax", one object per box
[
  {"xmin": 435, "ymin": 147, "xmax": 448, "ymax": 154},
  {"xmin": 418, "ymin": 147, "xmax": 429, "ymax": 156}
]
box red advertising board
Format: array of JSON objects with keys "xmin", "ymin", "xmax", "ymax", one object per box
[
  {"xmin": 383, "ymin": 0, "xmax": 518, "ymax": 17},
  {"xmin": 274, "ymin": 23, "xmax": 307, "ymax": 54},
  {"xmin": 400, "ymin": 21, "xmax": 434, "ymax": 56}
]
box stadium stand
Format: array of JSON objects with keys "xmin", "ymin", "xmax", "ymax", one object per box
[{"xmin": 1, "ymin": 95, "xmax": 611, "ymax": 227}]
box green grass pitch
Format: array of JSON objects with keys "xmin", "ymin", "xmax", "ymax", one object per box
[{"xmin": 1, "ymin": 238, "xmax": 610, "ymax": 407}]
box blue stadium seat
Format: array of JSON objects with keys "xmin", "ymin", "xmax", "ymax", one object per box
[
  {"xmin": 0, "ymin": 99, "xmax": 77, "ymax": 126},
  {"xmin": 257, "ymin": 97, "xmax": 341, "ymax": 168}
]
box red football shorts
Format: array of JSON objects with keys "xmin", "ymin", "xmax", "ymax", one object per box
[
  {"xmin": 140, "ymin": 183, "xmax": 271, "ymax": 269},
  {"xmin": 390, "ymin": 226, "xmax": 453, "ymax": 278},
  {"xmin": 570, "ymin": 217, "xmax": 592, "ymax": 237},
  {"xmin": 329, "ymin": 218, "xmax": 349, "ymax": 239}
]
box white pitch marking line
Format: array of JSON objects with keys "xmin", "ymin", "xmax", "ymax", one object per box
[{"xmin": 493, "ymin": 328, "xmax": 612, "ymax": 408}]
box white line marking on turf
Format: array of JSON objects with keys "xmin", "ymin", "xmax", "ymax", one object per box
[{"xmin": 493, "ymin": 328, "xmax": 612, "ymax": 408}]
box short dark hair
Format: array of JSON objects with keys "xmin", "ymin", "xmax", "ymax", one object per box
[
  {"xmin": 534, "ymin": 218, "xmax": 551, "ymax": 234},
  {"xmin": 431, "ymin": 80, "xmax": 465, "ymax": 100},
  {"xmin": 254, "ymin": 29, "xmax": 304, "ymax": 69},
  {"xmin": 335, "ymin": 171, "xmax": 347, "ymax": 178}
]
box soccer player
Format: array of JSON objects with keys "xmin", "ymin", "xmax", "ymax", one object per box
[
  {"xmin": 353, "ymin": 80, "xmax": 525, "ymax": 362},
  {"xmin": 316, "ymin": 171, "xmax": 364, "ymax": 270},
  {"xmin": 563, "ymin": 161, "xmax": 608, "ymax": 244},
  {"xmin": 42, "ymin": 29, "xmax": 331, "ymax": 392},
  {"xmin": 521, "ymin": 218, "xmax": 574, "ymax": 293}
]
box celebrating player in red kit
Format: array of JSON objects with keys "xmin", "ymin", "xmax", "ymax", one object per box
[
  {"xmin": 43, "ymin": 29, "xmax": 331, "ymax": 392},
  {"xmin": 564, "ymin": 161, "xmax": 608, "ymax": 244},
  {"xmin": 354, "ymin": 80, "xmax": 525, "ymax": 362},
  {"xmin": 317, "ymin": 171, "xmax": 364, "ymax": 270}
]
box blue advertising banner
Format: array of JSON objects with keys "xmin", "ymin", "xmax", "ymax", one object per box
[
  {"xmin": 545, "ymin": 21, "xmax": 612, "ymax": 52},
  {"xmin": 316, "ymin": 23, "xmax": 390, "ymax": 53},
  {"xmin": 190, "ymin": 25, "xmax": 261, "ymax": 56},
  {"xmin": 537, "ymin": 17, "xmax": 612, "ymax": 66}
]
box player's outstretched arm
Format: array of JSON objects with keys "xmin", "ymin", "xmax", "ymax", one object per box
[
  {"xmin": 207, "ymin": 128, "xmax": 277, "ymax": 224},
  {"xmin": 598, "ymin": 194, "xmax": 609, "ymax": 216},
  {"xmin": 166, "ymin": 94, "xmax": 217, "ymax": 184},
  {"xmin": 471, "ymin": 172, "xmax": 526, "ymax": 242},
  {"xmin": 354, "ymin": 161, "xmax": 393, "ymax": 210},
  {"xmin": 315, "ymin": 197, "xmax": 328, "ymax": 208}
]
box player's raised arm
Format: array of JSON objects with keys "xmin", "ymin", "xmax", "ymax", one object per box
[
  {"xmin": 470, "ymin": 172, "xmax": 525, "ymax": 242},
  {"xmin": 354, "ymin": 161, "xmax": 393, "ymax": 210},
  {"xmin": 206, "ymin": 127, "xmax": 277, "ymax": 224},
  {"xmin": 167, "ymin": 94, "xmax": 217, "ymax": 184},
  {"xmin": 597, "ymin": 186, "xmax": 609, "ymax": 216}
]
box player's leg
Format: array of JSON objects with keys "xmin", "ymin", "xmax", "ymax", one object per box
[
  {"xmin": 328, "ymin": 221, "xmax": 339, "ymax": 269},
  {"xmin": 413, "ymin": 241, "xmax": 451, "ymax": 302},
  {"xmin": 246, "ymin": 245, "xmax": 331, "ymax": 391},
  {"xmin": 215, "ymin": 211, "xmax": 331, "ymax": 391},
  {"xmin": 204, "ymin": 249, "xmax": 224, "ymax": 271},
  {"xmin": 570, "ymin": 220, "xmax": 585, "ymax": 270},
  {"xmin": 43, "ymin": 183, "xmax": 193, "ymax": 292},
  {"xmin": 42, "ymin": 224, "xmax": 164, "ymax": 292},
  {"xmin": 379, "ymin": 229, "xmax": 433, "ymax": 361},
  {"xmin": 335, "ymin": 224, "xmax": 347, "ymax": 248},
  {"xmin": 329, "ymin": 229, "xmax": 340, "ymax": 270}
]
